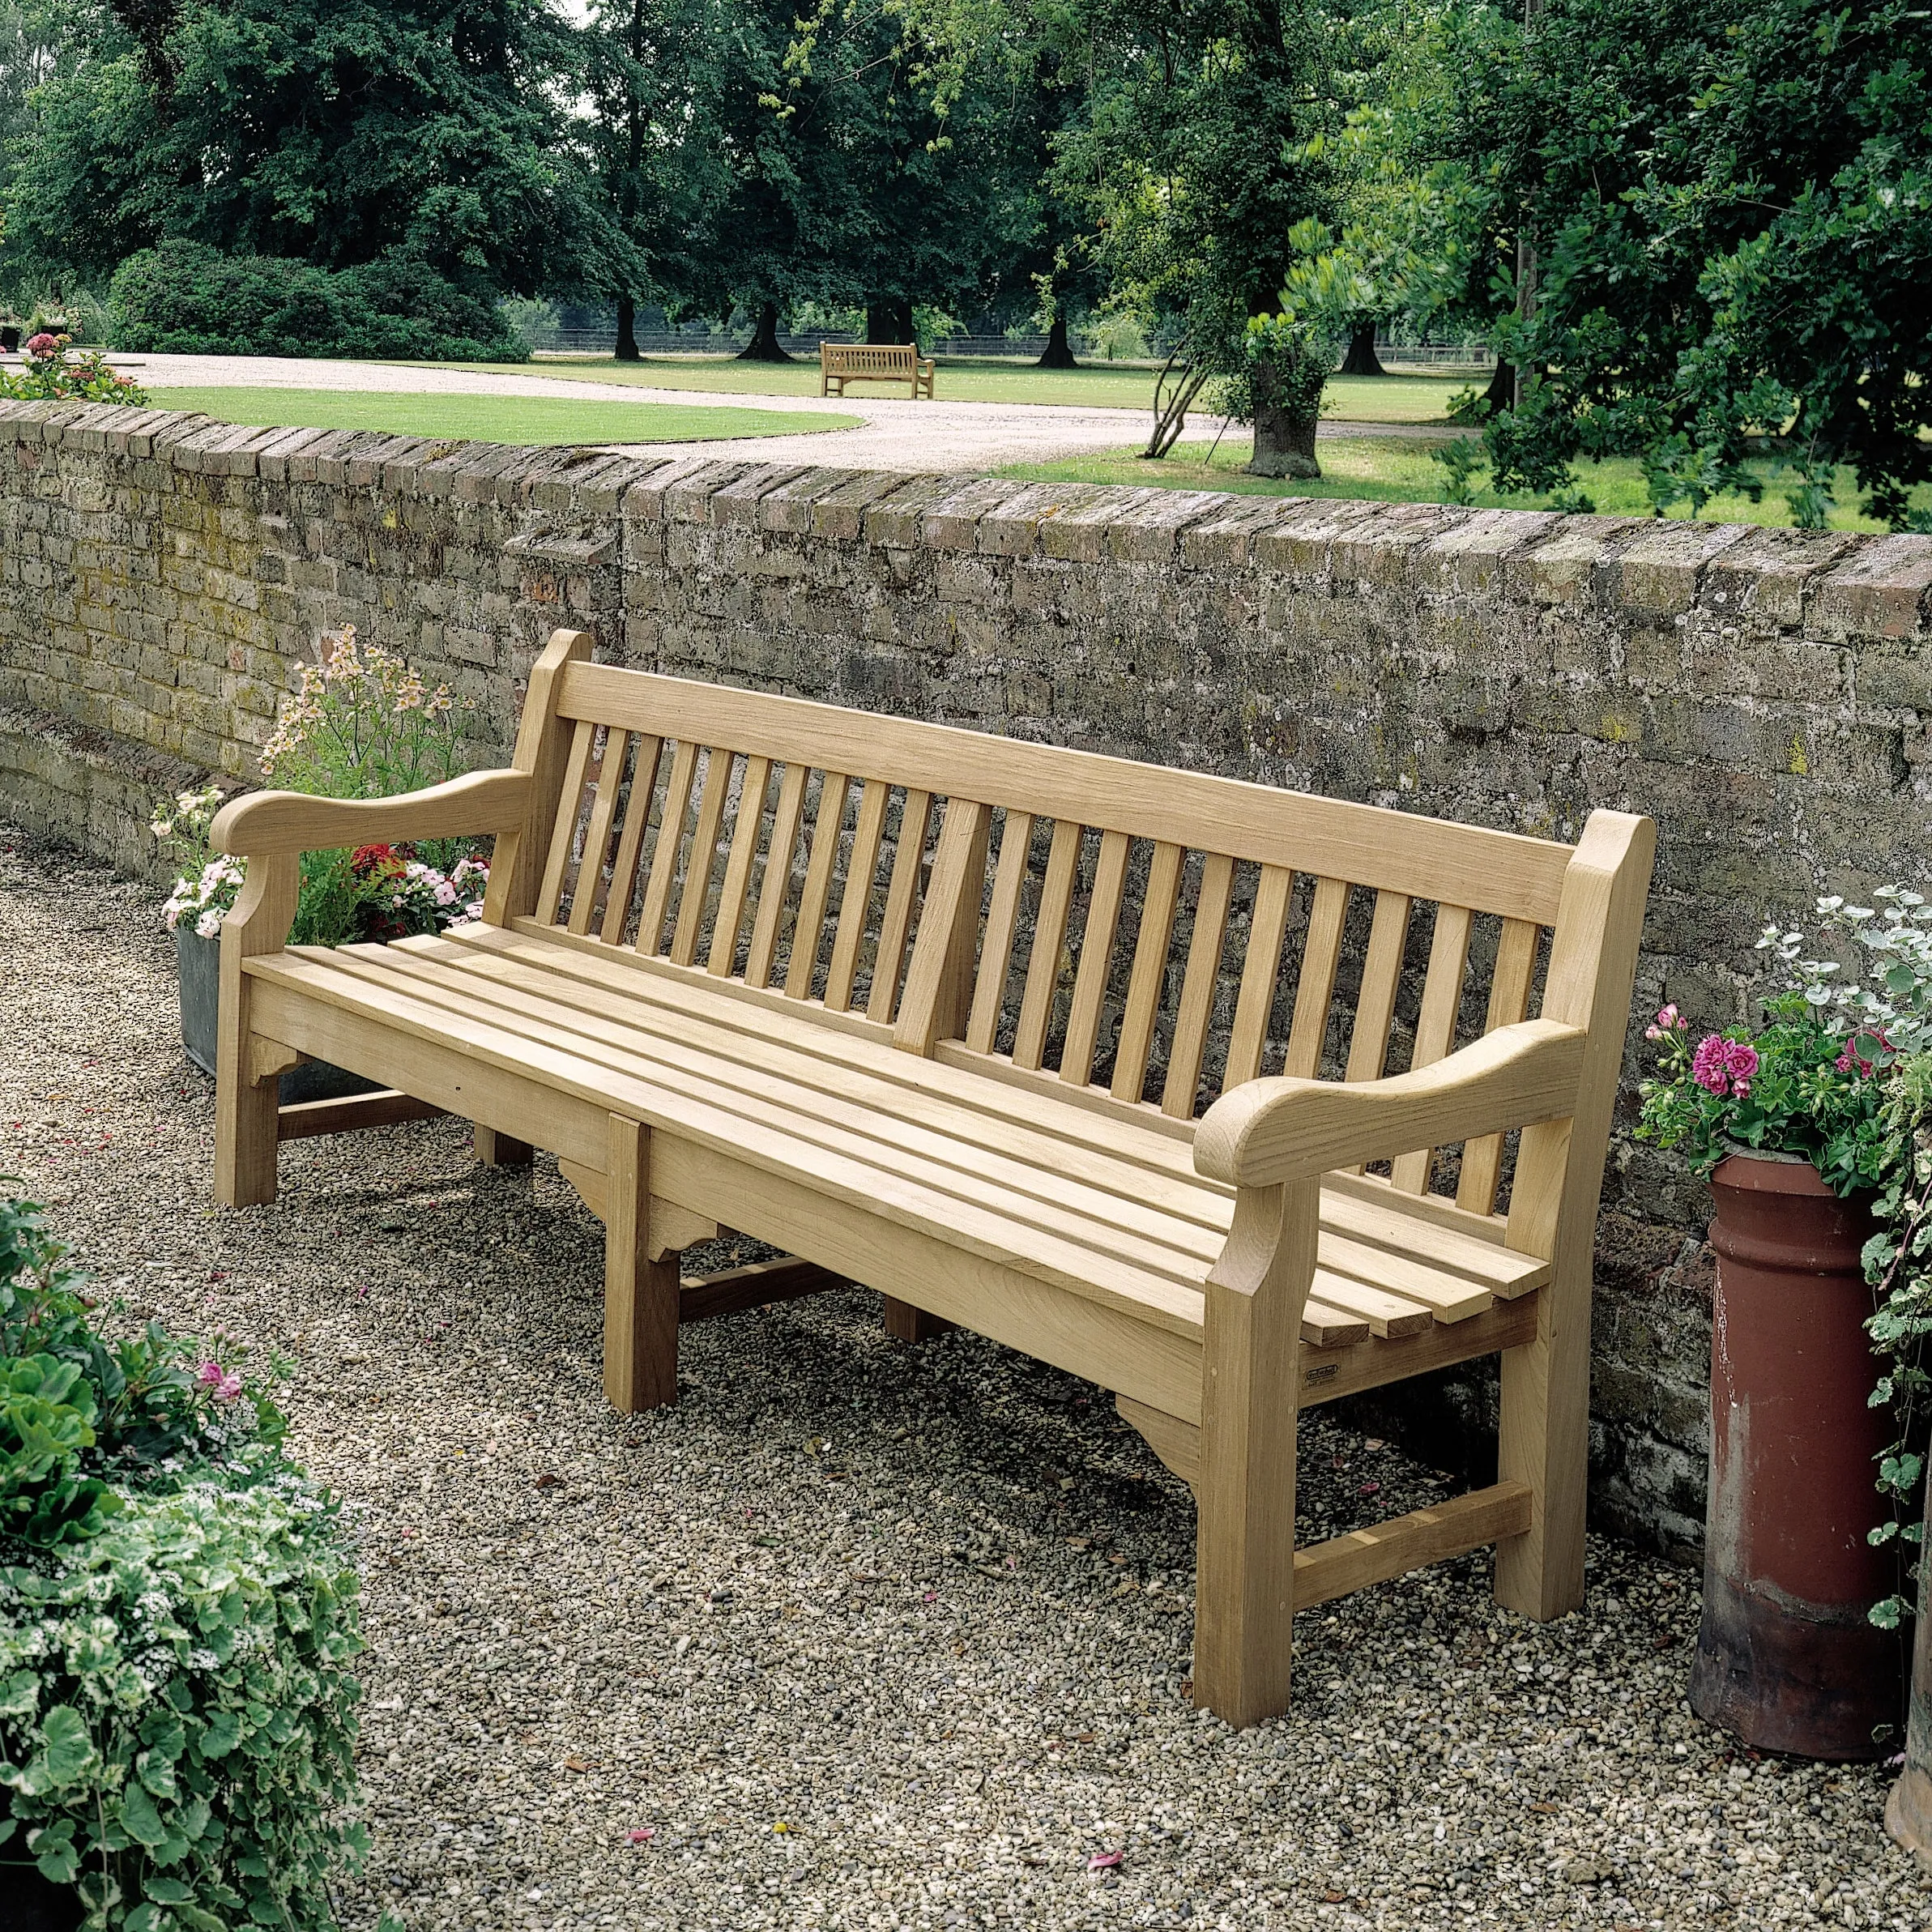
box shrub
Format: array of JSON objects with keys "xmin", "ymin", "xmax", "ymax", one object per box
[
  {"xmin": 0, "ymin": 334, "xmax": 148, "ymax": 407},
  {"xmin": 108, "ymin": 241, "xmax": 525, "ymax": 363},
  {"xmin": 0, "ymin": 1196, "xmax": 369, "ymax": 1928}
]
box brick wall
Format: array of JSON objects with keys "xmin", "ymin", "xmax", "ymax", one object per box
[{"xmin": 7, "ymin": 397, "xmax": 1932, "ymax": 1561}]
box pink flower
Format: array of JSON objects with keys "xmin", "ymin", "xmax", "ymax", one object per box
[
  {"xmin": 1657, "ymin": 1004, "xmax": 1685, "ymax": 1030},
  {"xmin": 215, "ymin": 1371, "xmax": 243, "ymax": 1403},
  {"xmin": 1692, "ymin": 1036, "xmax": 1759, "ymax": 1098},
  {"xmin": 23, "ymin": 332, "xmax": 57, "ymax": 356}
]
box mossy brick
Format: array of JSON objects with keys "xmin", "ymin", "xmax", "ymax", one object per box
[
  {"xmin": 1034, "ymin": 486, "xmax": 1161, "ymax": 565},
  {"xmin": 1813, "ymin": 534, "xmax": 1932, "ymax": 640},
  {"xmin": 707, "ymin": 464, "xmax": 811, "ymax": 529},
  {"xmin": 1101, "ymin": 489, "xmax": 1226, "ymax": 565},
  {"xmin": 1248, "ymin": 497, "xmax": 1385, "ymax": 578},
  {"xmin": 855, "ymin": 475, "xmax": 957, "ymax": 550},
  {"xmin": 917, "ymin": 477, "xmax": 1027, "ymax": 551},
  {"xmin": 1178, "ymin": 494, "xmax": 1309, "ymax": 570}
]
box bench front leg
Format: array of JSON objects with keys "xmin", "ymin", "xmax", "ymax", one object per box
[
  {"xmin": 1193, "ymin": 1176, "xmax": 1316, "ymax": 1728},
  {"xmin": 603, "ymin": 1114, "xmax": 681, "ymax": 1412},
  {"xmin": 214, "ymin": 854, "xmax": 299, "ymax": 1208}
]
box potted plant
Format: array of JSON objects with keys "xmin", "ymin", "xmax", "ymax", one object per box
[
  {"xmin": 1636, "ymin": 894, "xmax": 1930, "ymax": 1759},
  {"xmin": 0, "ymin": 1192, "xmax": 369, "ymax": 1926},
  {"xmin": 152, "ymin": 629, "xmax": 491, "ymax": 1101}
]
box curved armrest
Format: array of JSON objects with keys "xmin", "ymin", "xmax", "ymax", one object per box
[
  {"xmin": 211, "ymin": 769, "xmax": 531, "ymax": 858},
  {"xmin": 1194, "ymin": 1018, "xmax": 1587, "ymax": 1189}
]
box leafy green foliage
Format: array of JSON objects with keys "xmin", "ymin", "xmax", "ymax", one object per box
[
  {"xmin": 109, "ymin": 241, "xmax": 525, "ymax": 361},
  {"xmin": 1415, "ymin": 0, "xmax": 1932, "ymax": 528},
  {"xmin": 0, "ymin": 1195, "xmax": 366, "ymax": 1926}
]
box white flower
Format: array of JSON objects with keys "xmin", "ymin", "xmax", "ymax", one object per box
[
  {"xmin": 195, "ymin": 910, "xmax": 223, "ymax": 939},
  {"xmin": 433, "ymin": 879, "xmax": 457, "ymax": 906}
]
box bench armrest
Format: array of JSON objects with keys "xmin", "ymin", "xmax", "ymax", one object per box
[
  {"xmin": 1193, "ymin": 1018, "xmax": 1587, "ymax": 1189},
  {"xmin": 211, "ymin": 769, "xmax": 532, "ymax": 858}
]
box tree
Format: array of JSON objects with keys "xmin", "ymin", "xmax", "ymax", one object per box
[
  {"xmin": 3, "ymin": 0, "xmax": 629, "ymax": 296},
  {"xmin": 1423, "ymin": 0, "xmax": 1932, "ymax": 527}
]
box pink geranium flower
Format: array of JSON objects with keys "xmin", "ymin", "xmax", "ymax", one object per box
[{"xmin": 1691, "ymin": 1035, "xmax": 1759, "ymax": 1098}]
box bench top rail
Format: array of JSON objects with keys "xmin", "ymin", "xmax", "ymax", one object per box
[{"xmin": 510, "ymin": 652, "xmax": 1638, "ymax": 1229}]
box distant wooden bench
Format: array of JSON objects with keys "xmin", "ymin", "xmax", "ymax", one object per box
[
  {"xmin": 820, "ymin": 342, "xmax": 935, "ymax": 399},
  {"xmin": 211, "ymin": 629, "xmax": 1653, "ymax": 1727}
]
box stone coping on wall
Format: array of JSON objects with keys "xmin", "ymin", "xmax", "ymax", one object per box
[{"xmin": 1, "ymin": 397, "xmax": 1927, "ymax": 647}]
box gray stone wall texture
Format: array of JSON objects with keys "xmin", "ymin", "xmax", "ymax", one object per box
[{"xmin": 6, "ymin": 396, "xmax": 1932, "ymax": 1564}]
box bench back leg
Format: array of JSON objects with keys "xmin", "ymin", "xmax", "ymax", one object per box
[
  {"xmin": 1193, "ymin": 1176, "xmax": 1317, "ymax": 1727},
  {"xmin": 214, "ymin": 855, "xmax": 298, "ymax": 1208},
  {"xmin": 603, "ymin": 1114, "xmax": 681, "ymax": 1412},
  {"xmin": 1495, "ymin": 811, "xmax": 1655, "ymax": 1619},
  {"xmin": 475, "ymin": 1126, "xmax": 534, "ymax": 1168}
]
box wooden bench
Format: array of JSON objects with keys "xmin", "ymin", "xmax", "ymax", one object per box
[
  {"xmin": 819, "ymin": 342, "xmax": 936, "ymax": 399},
  {"xmin": 211, "ymin": 629, "xmax": 1653, "ymax": 1726}
]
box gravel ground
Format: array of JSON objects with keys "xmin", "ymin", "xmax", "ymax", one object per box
[{"xmin": 3, "ymin": 824, "xmax": 1928, "ymax": 1932}]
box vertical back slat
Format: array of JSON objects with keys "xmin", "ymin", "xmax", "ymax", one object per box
[
  {"xmin": 634, "ymin": 736, "xmax": 698, "ymax": 956},
  {"xmin": 866, "ymin": 790, "xmax": 935, "ymax": 1023},
  {"xmin": 1456, "ymin": 916, "xmax": 1541, "ymax": 1215},
  {"xmin": 670, "ymin": 748, "xmax": 736, "ymax": 967},
  {"xmin": 535, "ymin": 719, "xmax": 596, "ymax": 925},
  {"xmin": 1013, "ymin": 818, "xmax": 1081, "ymax": 1071},
  {"xmin": 706, "ymin": 754, "xmax": 771, "ymax": 977},
  {"xmin": 1060, "ymin": 829, "xmax": 1131, "ymax": 1086},
  {"xmin": 599, "ymin": 733, "xmax": 663, "ymax": 945},
  {"xmin": 1284, "ymin": 876, "xmax": 1350, "ymax": 1079},
  {"xmin": 1225, "ymin": 864, "xmax": 1295, "ymax": 1089},
  {"xmin": 1391, "ymin": 904, "xmax": 1475, "ymax": 1193},
  {"xmin": 785, "ymin": 771, "xmax": 851, "ymax": 999},
  {"xmin": 893, "ymin": 797, "xmax": 992, "ymax": 1055},
  {"xmin": 744, "ymin": 761, "xmax": 808, "ymax": 988},
  {"xmin": 1111, "ymin": 840, "xmax": 1184, "ymax": 1103},
  {"xmin": 966, "ymin": 811, "xmax": 1034, "ymax": 1054},
  {"xmin": 567, "ymin": 727, "xmax": 629, "ymax": 936},
  {"xmin": 1162, "ymin": 851, "xmax": 1235, "ymax": 1118},
  {"xmin": 1345, "ymin": 891, "xmax": 1414, "ymax": 1083},
  {"xmin": 825, "ymin": 779, "xmax": 890, "ymax": 1011}
]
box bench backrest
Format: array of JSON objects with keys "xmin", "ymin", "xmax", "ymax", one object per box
[
  {"xmin": 821, "ymin": 343, "xmax": 918, "ymax": 374},
  {"xmin": 492, "ymin": 634, "xmax": 1650, "ymax": 1228}
]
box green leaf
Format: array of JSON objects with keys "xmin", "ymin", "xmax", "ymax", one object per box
[
  {"xmin": 38, "ymin": 1704, "xmax": 96, "ymax": 1788},
  {"xmin": 119, "ymin": 1777, "xmax": 171, "ymax": 1849},
  {"xmin": 145, "ymin": 1876, "xmax": 193, "ymax": 1904},
  {"xmin": 0, "ymin": 1670, "xmax": 40, "ymax": 1719}
]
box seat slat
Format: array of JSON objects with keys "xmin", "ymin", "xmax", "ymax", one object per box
[
  {"xmin": 787, "ymin": 771, "xmax": 852, "ymax": 1000},
  {"xmin": 1316, "ymin": 1231, "xmax": 1494, "ymax": 1322},
  {"xmin": 1456, "ymin": 917, "xmax": 1541, "ymax": 1215},
  {"xmin": 1111, "ymin": 839, "xmax": 1184, "ymax": 1105},
  {"xmin": 1285, "ymin": 876, "xmax": 1349, "ymax": 1078},
  {"xmin": 1226, "ymin": 864, "xmax": 1294, "ymax": 1088},
  {"xmin": 671, "ymin": 748, "xmax": 736, "ymax": 968},
  {"xmin": 1061, "ymin": 828, "xmax": 1130, "ymax": 1086},
  {"xmin": 825, "ymin": 779, "xmax": 890, "ymax": 1012},
  {"xmin": 599, "ymin": 733, "xmax": 663, "ymax": 945},
  {"xmin": 1013, "ymin": 818, "xmax": 1081, "ymax": 1071},
  {"xmin": 866, "ymin": 789, "xmax": 934, "ymax": 1024},
  {"xmin": 1392, "ymin": 903, "xmax": 1474, "ymax": 1192},
  {"xmin": 634, "ymin": 736, "xmax": 698, "ymax": 956},
  {"xmin": 1162, "ymin": 851, "xmax": 1235, "ymax": 1118},
  {"xmin": 1306, "ymin": 1272, "xmax": 1435, "ymax": 1339},
  {"xmin": 966, "ymin": 809, "xmax": 1034, "ymax": 1055},
  {"xmin": 566, "ymin": 727, "xmax": 627, "ymax": 937},
  {"xmin": 744, "ymin": 761, "xmax": 808, "ymax": 989},
  {"xmin": 536, "ymin": 719, "xmax": 597, "ymax": 925}
]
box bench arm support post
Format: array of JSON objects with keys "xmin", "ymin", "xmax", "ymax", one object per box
[
  {"xmin": 1193, "ymin": 1174, "xmax": 1317, "ymax": 1728},
  {"xmin": 1192, "ymin": 1017, "xmax": 1587, "ymax": 1191}
]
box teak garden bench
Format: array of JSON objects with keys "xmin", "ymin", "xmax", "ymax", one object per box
[
  {"xmin": 818, "ymin": 342, "xmax": 936, "ymax": 399},
  {"xmin": 211, "ymin": 629, "xmax": 1654, "ymax": 1726}
]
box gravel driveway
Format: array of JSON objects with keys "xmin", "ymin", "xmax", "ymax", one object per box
[
  {"xmin": 2, "ymin": 825, "xmax": 1925, "ymax": 1932},
  {"xmin": 116, "ymin": 350, "xmax": 1451, "ymax": 470}
]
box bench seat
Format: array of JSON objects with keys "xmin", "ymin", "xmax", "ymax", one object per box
[{"xmin": 249, "ymin": 921, "xmax": 1547, "ymax": 1414}]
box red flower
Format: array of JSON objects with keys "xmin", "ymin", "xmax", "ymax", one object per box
[{"xmin": 351, "ymin": 842, "xmax": 403, "ymax": 876}]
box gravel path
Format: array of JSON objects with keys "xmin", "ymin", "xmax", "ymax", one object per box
[
  {"xmin": 113, "ymin": 350, "xmax": 1454, "ymax": 470},
  {"xmin": 3, "ymin": 825, "xmax": 1925, "ymax": 1932}
]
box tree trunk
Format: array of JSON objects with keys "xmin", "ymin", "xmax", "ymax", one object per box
[
  {"xmin": 1338, "ymin": 320, "xmax": 1386, "ymax": 377},
  {"xmin": 615, "ymin": 296, "xmax": 640, "ymax": 362},
  {"xmin": 736, "ymin": 300, "xmax": 792, "ymax": 362},
  {"xmin": 1483, "ymin": 357, "xmax": 1516, "ymax": 415},
  {"xmin": 1035, "ymin": 313, "xmax": 1078, "ymax": 369},
  {"xmin": 1247, "ymin": 395, "xmax": 1321, "ymax": 479}
]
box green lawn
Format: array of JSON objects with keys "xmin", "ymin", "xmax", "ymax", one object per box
[
  {"xmin": 422, "ymin": 353, "xmax": 1471, "ymax": 424},
  {"xmin": 1001, "ymin": 436, "xmax": 1912, "ymax": 533},
  {"xmin": 147, "ymin": 386, "xmax": 860, "ymax": 446}
]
